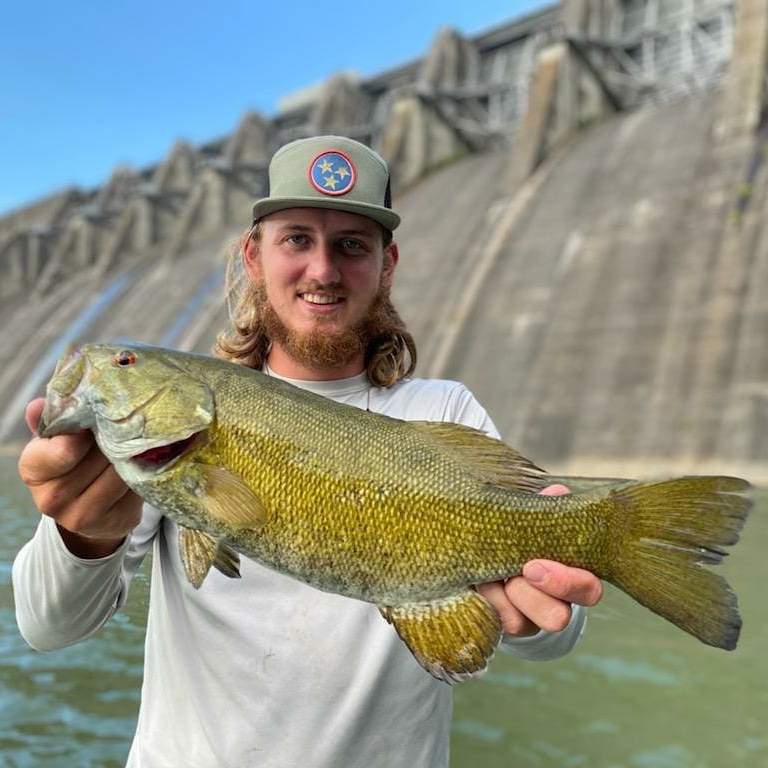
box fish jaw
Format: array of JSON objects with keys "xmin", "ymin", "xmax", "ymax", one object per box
[
  {"xmin": 38, "ymin": 345, "xmax": 150, "ymax": 440},
  {"xmin": 38, "ymin": 347, "xmax": 95, "ymax": 437}
]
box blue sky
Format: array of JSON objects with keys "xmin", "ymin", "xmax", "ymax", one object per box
[{"xmin": 0, "ymin": 0, "xmax": 548, "ymax": 216}]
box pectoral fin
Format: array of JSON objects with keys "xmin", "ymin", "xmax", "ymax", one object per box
[
  {"xmin": 379, "ymin": 590, "xmax": 502, "ymax": 683},
  {"xmin": 199, "ymin": 465, "xmax": 269, "ymax": 531},
  {"xmin": 178, "ymin": 526, "xmax": 242, "ymax": 588}
]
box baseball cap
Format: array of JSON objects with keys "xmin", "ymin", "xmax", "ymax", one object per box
[{"xmin": 252, "ymin": 135, "xmax": 400, "ymax": 231}]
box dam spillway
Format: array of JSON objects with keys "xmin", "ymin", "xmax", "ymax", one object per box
[{"xmin": 1, "ymin": 0, "xmax": 766, "ymax": 482}]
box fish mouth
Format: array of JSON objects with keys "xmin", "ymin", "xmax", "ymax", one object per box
[
  {"xmin": 39, "ymin": 346, "xmax": 90, "ymax": 437},
  {"xmin": 130, "ymin": 432, "xmax": 201, "ymax": 472}
]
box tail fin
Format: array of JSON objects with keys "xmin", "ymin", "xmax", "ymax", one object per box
[{"xmin": 605, "ymin": 476, "xmax": 751, "ymax": 650}]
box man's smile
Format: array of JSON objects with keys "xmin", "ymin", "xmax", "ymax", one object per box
[{"xmin": 300, "ymin": 293, "xmax": 345, "ymax": 306}]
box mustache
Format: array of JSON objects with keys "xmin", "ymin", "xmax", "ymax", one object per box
[{"xmin": 295, "ymin": 281, "xmax": 345, "ymax": 295}]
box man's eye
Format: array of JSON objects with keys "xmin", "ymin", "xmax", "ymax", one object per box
[
  {"xmin": 286, "ymin": 234, "xmax": 308, "ymax": 246},
  {"xmin": 340, "ymin": 239, "xmax": 363, "ymax": 250}
]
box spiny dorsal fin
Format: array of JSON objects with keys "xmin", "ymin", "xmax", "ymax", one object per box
[
  {"xmin": 410, "ymin": 421, "xmax": 547, "ymax": 493},
  {"xmin": 178, "ymin": 527, "xmax": 242, "ymax": 589},
  {"xmin": 199, "ymin": 465, "xmax": 269, "ymax": 530},
  {"xmin": 379, "ymin": 590, "xmax": 502, "ymax": 683}
]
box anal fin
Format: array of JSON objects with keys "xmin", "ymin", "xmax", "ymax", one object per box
[
  {"xmin": 379, "ymin": 591, "xmax": 502, "ymax": 683},
  {"xmin": 179, "ymin": 526, "xmax": 241, "ymax": 588}
]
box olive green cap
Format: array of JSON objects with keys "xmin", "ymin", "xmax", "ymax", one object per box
[{"xmin": 252, "ymin": 135, "xmax": 400, "ymax": 231}]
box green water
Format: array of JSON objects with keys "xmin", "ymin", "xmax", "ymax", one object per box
[{"xmin": 1, "ymin": 455, "xmax": 766, "ymax": 767}]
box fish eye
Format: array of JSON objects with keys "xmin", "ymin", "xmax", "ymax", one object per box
[{"xmin": 115, "ymin": 350, "xmax": 137, "ymax": 367}]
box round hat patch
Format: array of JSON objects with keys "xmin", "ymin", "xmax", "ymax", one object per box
[{"xmin": 309, "ymin": 149, "xmax": 356, "ymax": 196}]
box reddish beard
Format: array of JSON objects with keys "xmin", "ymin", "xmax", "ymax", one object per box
[{"xmin": 253, "ymin": 280, "xmax": 401, "ymax": 372}]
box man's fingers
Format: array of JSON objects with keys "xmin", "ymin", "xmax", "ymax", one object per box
[
  {"xmin": 36, "ymin": 446, "xmax": 121, "ymax": 518},
  {"xmin": 58, "ymin": 475, "xmax": 142, "ymax": 539},
  {"xmin": 522, "ymin": 559, "xmax": 603, "ymax": 606},
  {"xmin": 19, "ymin": 431, "xmax": 100, "ymax": 487},
  {"xmin": 539, "ymin": 483, "xmax": 570, "ymax": 496},
  {"xmin": 504, "ymin": 576, "xmax": 573, "ymax": 633},
  {"xmin": 56, "ymin": 482, "xmax": 143, "ymax": 556},
  {"xmin": 476, "ymin": 560, "xmax": 602, "ymax": 636},
  {"xmin": 17, "ymin": 400, "xmax": 143, "ymax": 556},
  {"xmin": 475, "ymin": 580, "xmax": 539, "ymax": 637},
  {"xmin": 74, "ymin": 464, "xmax": 135, "ymax": 520}
]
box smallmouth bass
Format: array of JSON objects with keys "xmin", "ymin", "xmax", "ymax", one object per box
[{"xmin": 38, "ymin": 343, "xmax": 751, "ymax": 682}]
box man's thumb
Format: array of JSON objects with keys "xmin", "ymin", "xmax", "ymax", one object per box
[{"xmin": 25, "ymin": 398, "xmax": 45, "ymax": 435}]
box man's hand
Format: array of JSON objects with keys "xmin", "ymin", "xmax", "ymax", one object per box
[
  {"xmin": 17, "ymin": 398, "xmax": 143, "ymax": 558},
  {"xmin": 475, "ymin": 483, "xmax": 603, "ymax": 637}
]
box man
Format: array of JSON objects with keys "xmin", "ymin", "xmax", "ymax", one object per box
[{"xmin": 14, "ymin": 136, "xmax": 602, "ymax": 767}]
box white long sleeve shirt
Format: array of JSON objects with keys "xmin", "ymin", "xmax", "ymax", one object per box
[{"xmin": 13, "ymin": 374, "xmax": 586, "ymax": 768}]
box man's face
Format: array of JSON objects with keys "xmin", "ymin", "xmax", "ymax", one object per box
[{"xmin": 243, "ymin": 207, "xmax": 398, "ymax": 372}]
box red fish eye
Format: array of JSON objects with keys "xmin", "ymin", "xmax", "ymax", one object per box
[{"xmin": 115, "ymin": 351, "xmax": 137, "ymax": 367}]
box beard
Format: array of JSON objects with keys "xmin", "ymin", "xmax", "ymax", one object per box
[{"xmin": 253, "ymin": 279, "xmax": 404, "ymax": 373}]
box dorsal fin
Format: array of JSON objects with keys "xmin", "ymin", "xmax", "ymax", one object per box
[{"xmin": 410, "ymin": 421, "xmax": 547, "ymax": 493}]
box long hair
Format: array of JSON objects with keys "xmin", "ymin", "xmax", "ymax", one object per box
[{"xmin": 213, "ymin": 223, "xmax": 417, "ymax": 387}]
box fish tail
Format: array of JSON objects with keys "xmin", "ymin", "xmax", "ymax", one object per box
[{"xmin": 604, "ymin": 476, "xmax": 751, "ymax": 650}]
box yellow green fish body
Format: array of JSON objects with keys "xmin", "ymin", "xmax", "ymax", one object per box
[{"xmin": 39, "ymin": 343, "xmax": 751, "ymax": 681}]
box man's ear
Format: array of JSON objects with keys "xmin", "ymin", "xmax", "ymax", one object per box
[
  {"xmin": 388, "ymin": 242, "xmax": 399, "ymax": 267},
  {"xmin": 242, "ymin": 235, "xmax": 260, "ymax": 278},
  {"xmin": 382, "ymin": 242, "xmax": 399, "ymax": 286}
]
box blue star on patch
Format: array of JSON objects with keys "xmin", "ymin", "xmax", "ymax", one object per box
[{"xmin": 309, "ymin": 150, "xmax": 356, "ymax": 196}]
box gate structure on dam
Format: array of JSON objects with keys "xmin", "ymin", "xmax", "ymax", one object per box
[
  {"xmin": 0, "ymin": 0, "xmax": 740, "ymax": 301},
  {"xmin": 1, "ymin": 0, "xmax": 766, "ymax": 478}
]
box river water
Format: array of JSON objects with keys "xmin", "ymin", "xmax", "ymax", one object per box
[{"xmin": 1, "ymin": 455, "xmax": 765, "ymax": 767}]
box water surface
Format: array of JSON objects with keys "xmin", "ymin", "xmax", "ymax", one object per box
[{"xmin": 1, "ymin": 457, "xmax": 765, "ymax": 767}]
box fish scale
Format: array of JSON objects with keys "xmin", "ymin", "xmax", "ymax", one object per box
[
  {"xmin": 39, "ymin": 342, "xmax": 751, "ymax": 682},
  {"xmin": 202, "ymin": 374, "xmax": 531, "ymax": 593}
]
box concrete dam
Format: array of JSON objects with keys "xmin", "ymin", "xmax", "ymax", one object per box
[{"xmin": 1, "ymin": 0, "xmax": 766, "ymax": 483}]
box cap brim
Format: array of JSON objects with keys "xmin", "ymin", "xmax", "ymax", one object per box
[{"xmin": 252, "ymin": 196, "xmax": 400, "ymax": 231}]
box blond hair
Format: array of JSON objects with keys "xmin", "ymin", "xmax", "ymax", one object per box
[{"xmin": 213, "ymin": 224, "xmax": 417, "ymax": 387}]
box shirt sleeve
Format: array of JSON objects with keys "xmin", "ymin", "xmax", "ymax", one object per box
[
  {"xmin": 12, "ymin": 506, "xmax": 160, "ymax": 652},
  {"xmin": 442, "ymin": 383, "xmax": 501, "ymax": 439},
  {"xmin": 445, "ymin": 383, "xmax": 588, "ymax": 662}
]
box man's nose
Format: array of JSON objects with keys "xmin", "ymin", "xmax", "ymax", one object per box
[{"xmin": 305, "ymin": 244, "xmax": 341, "ymax": 283}]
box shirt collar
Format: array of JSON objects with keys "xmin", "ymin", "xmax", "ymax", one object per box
[{"xmin": 262, "ymin": 362, "xmax": 371, "ymax": 397}]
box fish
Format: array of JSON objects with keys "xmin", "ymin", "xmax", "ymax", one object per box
[{"xmin": 38, "ymin": 342, "xmax": 751, "ymax": 682}]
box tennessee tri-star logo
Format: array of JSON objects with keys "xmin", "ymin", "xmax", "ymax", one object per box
[{"xmin": 308, "ymin": 149, "xmax": 356, "ymax": 196}]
